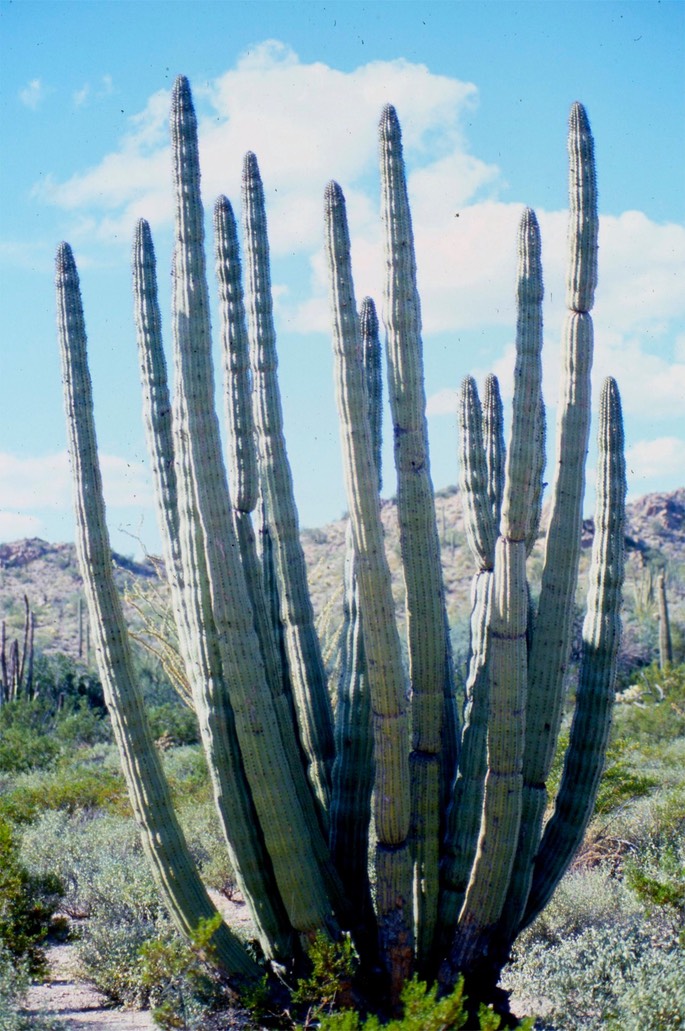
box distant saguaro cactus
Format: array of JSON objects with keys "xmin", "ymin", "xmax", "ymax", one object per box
[
  {"xmin": 657, "ymin": 570, "xmax": 673, "ymax": 668},
  {"xmin": 0, "ymin": 595, "xmax": 35, "ymax": 705},
  {"xmin": 56, "ymin": 77, "xmax": 625, "ymax": 1017}
]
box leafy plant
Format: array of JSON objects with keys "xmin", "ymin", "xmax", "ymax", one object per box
[
  {"xmin": 0, "ymin": 817, "xmax": 63, "ymax": 975},
  {"xmin": 139, "ymin": 913, "xmax": 230, "ymax": 1030}
]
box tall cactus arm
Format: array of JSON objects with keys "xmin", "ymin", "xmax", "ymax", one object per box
[
  {"xmin": 360, "ymin": 297, "xmax": 383, "ymax": 490},
  {"xmin": 214, "ymin": 194, "xmax": 259, "ymax": 516},
  {"xmin": 511, "ymin": 104, "xmax": 598, "ymax": 933},
  {"xmin": 325, "ymin": 180, "xmax": 413, "ymax": 998},
  {"xmin": 438, "ymin": 374, "xmax": 501, "ymax": 949},
  {"xmin": 522, "ymin": 377, "xmax": 625, "ymax": 931},
  {"xmin": 500, "ymin": 208, "xmax": 544, "ymax": 545},
  {"xmin": 445, "ymin": 537, "xmax": 527, "ymax": 979},
  {"xmin": 380, "ymin": 104, "xmax": 453, "ymax": 964},
  {"xmin": 56, "ymin": 241, "xmax": 259, "ymax": 982},
  {"xmin": 170, "ymin": 78, "xmax": 337, "ymax": 940},
  {"xmin": 657, "ymin": 571, "xmax": 673, "ymax": 668},
  {"xmin": 132, "ymin": 220, "xmax": 196, "ymax": 674},
  {"xmin": 459, "ymin": 376, "xmax": 498, "ymax": 571},
  {"xmin": 242, "ymin": 151, "xmax": 334, "ymax": 814},
  {"xmin": 483, "ymin": 209, "xmax": 544, "ymax": 948},
  {"xmin": 483, "ymin": 374, "xmax": 505, "ymax": 539},
  {"xmin": 438, "ymin": 568, "xmax": 492, "ymax": 956},
  {"xmin": 329, "ymin": 295, "xmax": 381, "ymax": 959}
]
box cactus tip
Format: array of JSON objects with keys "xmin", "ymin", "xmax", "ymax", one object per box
[
  {"xmin": 324, "ymin": 179, "xmax": 345, "ymax": 209},
  {"xmin": 379, "ymin": 103, "xmax": 400, "ymax": 142},
  {"xmin": 56, "ymin": 241, "xmax": 75, "ymax": 276},
  {"xmin": 242, "ymin": 151, "xmax": 260, "ymax": 183}
]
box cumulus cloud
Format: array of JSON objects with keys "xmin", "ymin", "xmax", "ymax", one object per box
[
  {"xmin": 0, "ymin": 451, "xmax": 153, "ymax": 515},
  {"xmin": 626, "ymin": 437, "xmax": 685, "ymax": 491},
  {"xmin": 33, "ymin": 41, "xmax": 685, "ymax": 495},
  {"xmin": 19, "ymin": 78, "xmax": 47, "ymax": 110}
]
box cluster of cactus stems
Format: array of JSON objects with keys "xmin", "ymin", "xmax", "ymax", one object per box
[
  {"xmin": 56, "ymin": 75, "xmax": 626, "ymax": 1011},
  {"xmin": 0, "ymin": 595, "xmax": 36, "ymax": 704}
]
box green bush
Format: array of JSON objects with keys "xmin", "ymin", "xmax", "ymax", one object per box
[
  {"xmin": 20, "ymin": 809, "xmax": 161, "ymax": 923},
  {"xmin": 0, "ymin": 817, "xmax": 63, "ymax": 976},
  {"xmin": 614, "ymin": 662, "xmax": 685, "ymax": 745},
  {"xmin": 0, "ymin": 746, "xmax": 129, "ymax": 825},
  {"xmin": 318, "ymin": 976, "xmax": 532, "ymax": 1030},
  {"xmin": 0, "ymin": 945, "xmax": 62, "ymax": 1031},
  {"xmin": 139, "ymin": 913, "xmax": 233, "ymax": 1030},
  {"xmin": 0, "ymin": 694, "xmax": 110, "ymax": 775},
  {"xmin": 504, "ymin": 918, "xmax": 683, "ymax": 1030}
]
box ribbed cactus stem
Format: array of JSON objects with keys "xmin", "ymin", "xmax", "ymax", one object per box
[
  {"xmin": 523, "ymin": 377, "xmax": 625, "ymax": 930},
  {"xmin": 459, "ymin": 376, "xmax": 497, "ymax": 571},
  {"xmin": 657, "ymin": 572, "xmax": 673, "ymax": 668},
  {"xmin": 214, "ymin": 194, "xmax": 258, "ymax": 515},
  {"xmin": 325, "ymin": 179, "xmax": 413, "ymax": 993},
  {"xmin": 360, "ymin": 296, "xmax": 383, "ymax": 491},
  {"xmin": 446, "ymin": 536, "xmax": 527, "ymax": 976},
  {"xmin": 483, "ymin": 374, "xmax": 505, "ymax": 539},
  {"xmin": 509, "ymin": 104, "xmax": 598, "ymax": 937},
  {"xmin": 501, "ymin": 208, "xmax": 544, "ymax": 543},
  {"xmin": 438, "ymin": 568, "xmax": 492, "ymax": 951},
  {"xmin": 56, "ymin": 241, "xmax": 259, "ymax": 981},
  {"xmin": 566, "ymin": 102, "xmax": 598, "ymax": 313},
  {"xmin": 242, "ymin": 151, "xmax": 334, "ymax": 813},
  {"xmin": 380, "ymin": 104, "xmax": 453, "ymax": 962},
  {"xmin": 214, "ymin": 194, "xmax": 333, "ymax": 874}
]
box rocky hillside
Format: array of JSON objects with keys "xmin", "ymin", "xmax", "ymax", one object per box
[{"xmin": 1, "ymin": 487, "xmax": 683, "ymax": 675}]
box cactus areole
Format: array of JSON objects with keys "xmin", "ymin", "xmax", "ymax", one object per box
[{"xmin": 56, "ymin": 77, "xmax": 626, "ymax": 1016}]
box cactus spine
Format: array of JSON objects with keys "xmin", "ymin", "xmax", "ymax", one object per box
[{"xmin": 57, "ymin": 78, "xmax": 625, "ymax": 1016}]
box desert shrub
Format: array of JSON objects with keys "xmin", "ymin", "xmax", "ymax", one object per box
[
  {"xmin": 318, "ymin": 975, "xmax": 532, "ymax": 1030},
  {"xmin": 0, "ymin": 817, "xmax": 63, "ymax": 975},
  {"xmin": 139, "ymin": 913, "xmax": 234, "ymax": 1030},
  {"xmin": 77, "ymin": 910, "xmax": 166, "ymax": 1007},
  {"xmin": 0, "ymin": 693, "xmax": 110, "ymax": 776},
  {"xmin": 504, "ymin": 917, "xmax": 683, "ymax": 1030},
  {"xmin": 30, "ymin": 652, "xmax": 105, "ymax": 711},
  {"xmin": 0, "ymin": 745, "xmax": 129, "ymax": 824},
  {"xmin": 516, "ymin": 863, "xmax": 642, "ymax": 947},
  {"xmin": 0, "ymin": 945, "xmax": 62, "ymax": 1031},
  {"xmin": 613, "ymin": 662, "xmax": 685, "ymax": 745},
  {"xmin": 177, "ymin": 802, "xmax": 236, "ymax": 896},
  {"xmin": 20, "ymin": 809, "xmax": 158, "ymax": 920},
  {"xmin": 147, "ymin": 702, "xmax": 199, "ymax": 747}
]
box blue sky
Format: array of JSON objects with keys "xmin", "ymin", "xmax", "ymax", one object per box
[{"xmin": 1, "ymin": 0, "xmax": 684, "ymax": 556}]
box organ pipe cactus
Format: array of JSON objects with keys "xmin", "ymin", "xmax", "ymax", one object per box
[{"xmin": 56, "ymin": 76, "xmax": 626, "ymax": 1016}]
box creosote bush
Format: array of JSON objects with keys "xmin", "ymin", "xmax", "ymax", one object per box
[{"xmin": 55, "ymin": 74, "xmax": 626, "ymax": 1019}]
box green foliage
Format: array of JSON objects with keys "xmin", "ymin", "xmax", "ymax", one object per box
[
  {"xmin": 593, "ymin": 738, "xmax": 657, "ymax": 815},
  {"xmin": 614, "ymin": 662, "xmax": 685, "ymax": 746},
  {"xmin": 505, "ymin": 918, "xmax": 684, "ymax": 1030},
  {"xmin": 292, "ymin": 932, "xmax": 357, "ymax": 1016},
  {"xmin": 139, "ymin": 913, "xmax": 231, "ymax": 1030},
  {"xmin": 0, "ymin": 694, "xmax": 109, "ymax": 775},
  {"xmin": 0, "ymin": 817, "xmax": 63, "ymax": 975},
  {"xmin": 0, "ymin": 746, "xmax": 129, "ymax": 824},
  {"xmin": 318, "ymin": 976, "xmax": 533, "ymax": 1030},
  {"xmin": 0, "ymin": 945, "xmax": 63, "ymax": 1031},
  {"xmin": 625, "ymin": 834, "xmax": 685, "ymax": 941}
]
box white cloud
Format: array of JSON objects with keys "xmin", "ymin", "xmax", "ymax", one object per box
[
  {"xmin": 33, "ymin": 41, "xmax": 685, "ymax": 446},
  {"xmin": 0, "ymin": 512, "xmax": 44, "ymax": 540},
  {"xmin": 19, "ymin": 78, "xmax": 47, "ymax": 110},
  {"xmin": 626, "ymin": 437, "xmax": 685, "ymax": 488},
  {"xmin": 73, "ymin": 84, "xmax": 91, "ymax": 108},
  {"xmin": 0, "ymin": 451, "xmax": 153, "ymax": 516},
  {"xmin": 427, "ymin": 388, "xmax": 460, "ymax": 417}
]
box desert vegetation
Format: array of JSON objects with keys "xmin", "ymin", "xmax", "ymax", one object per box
[{"xmin": 1, "ymin": 72, "xmax": 684, "ymax": 1030}]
